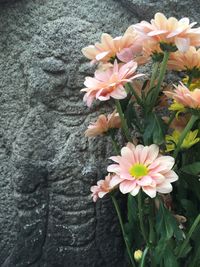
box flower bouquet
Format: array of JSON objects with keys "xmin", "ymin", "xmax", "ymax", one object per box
[{"xmin": 81, "ymin": 13, "xmax": 200, "ymax": 267}]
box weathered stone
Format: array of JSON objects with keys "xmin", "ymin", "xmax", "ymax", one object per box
[
  {"xmin": 0, "ymin": 0, "xmax": 198, "ymax": 266},
  {"xmin": 120, "ymin": 0, "xmax": 200, "ymax": 21}
]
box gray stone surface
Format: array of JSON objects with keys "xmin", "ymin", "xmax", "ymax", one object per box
[
  {"xmin": 0, "ymin": 0, "xmax": 198, "ymax": 266},
  {"xmin": 120, "ymin": 0, "xmax": 200, "ymax": 21}
]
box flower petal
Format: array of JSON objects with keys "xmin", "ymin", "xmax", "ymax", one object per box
[
  {"xmin": 107, "ymin": 164, "xmax": 121, "ymax": 173},
  {"xmin": 142, "ymin": 186, "xmax": 157, "ymax": 198},
  {"xmin": 175, "ymin": 37, "xmax": 190, "ymax": 52},
  {"xmin": 164, "ymin": 170, "xmax": 178, "ymax": 182},
  {"xmin": 98, "ymin": 191, "xmax": 108, "ymax": 198},
  {"xmin": 130, "ymin": 185, "xmax": 140, "ymax": 196},
  {"xmin": 119, "ymin": 180, "xmax": 136, "ymax": 194},
  {"xmin": 110, "ymin": 175, "xmax": 124, "ymax": 187},
  {"xmin": 144, "ymin": 144, "xmax": 159, "ymax": 165},
  {"xmin": 136, "ymin": 175, "xmax": 152, "ymax": 186},
  {"xmin": 156, "ymin": 181, "xmax": 173, "ymax": 194}
]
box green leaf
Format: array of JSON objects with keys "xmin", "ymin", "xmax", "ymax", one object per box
[
  {"xmin": 190, "ymin": 242, "xmax": 200, "ymax": 267},
  {"xmin": 143, "ymin": 113, "xmax": 155, "ymax": 145},
  {"xmin": 181, "ymin": 162, "xmax": 200, "ymax": 176},
  {"xmin": 125, "ymin": 194, "xmax": 142, "ymax": 247},
  {"xmin": 154, "ymin": 238, "xmax": 167, "ymax": 263},
  {"xmin": 145, "ymin": 86, "xmax": 157, "ymax": 108},
  {"xmin": 154, "ymin": 240, "xmax": 179, "ymax": 267},
  {"xmin": 183, "ymin": 142, "xmax": 200, "ymax": 164},
  {"xmin": 163, "ymin": 246, "xmax": 179, "ymax": 267},
  {"xmin": 143, "ymin": 113, "xmax": 166, "ymax": 145},
  {"xmin": 140, "ymin": 79, "xmax": 149, "ymax": 100},
  {"xmin": 175, "ymin": 243, "xmax": 192, "ymax": 258},
  {"xmin": 125, "ymin": 102, "xmax": 140, "ymax": 130},
  {"xmin": 156, "ymin": 202, "xmax": 173, "ymax": 240},
  {"xmin": 119, "ymin": 94, "xmax": 131, "ymax": 112},
  {"xmin": 152, "ymin": 114, "xmax": 166, "ymax": 145},
  {"xmin": 126, "ymin": 83, "xmax": 144, "ymax": 107},
  {"xmin": 181, "ymin": 199, "xmax": 198, "ymax": 218},
  {"xmin": 180, "ymin": 172, "xmax": 200, "ymax": 201},
  {"xmin": 156, "ymin": 201, "xmax": 184, "ymax": 241}
]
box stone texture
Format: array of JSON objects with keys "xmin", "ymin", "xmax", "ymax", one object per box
[
  {"xmin": 0, "ymin": 0, "xmax": 198, "ymax": 266},
  {"xmin": 120, "ymin": 0, "xmax": 200, "ymax": 21}
]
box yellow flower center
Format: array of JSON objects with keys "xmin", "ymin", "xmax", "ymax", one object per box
[{"xmin": 129, "ymin": 164, "xmax": 148, "ymax": 179}]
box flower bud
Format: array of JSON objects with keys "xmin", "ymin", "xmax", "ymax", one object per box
[{"xmin": 134, "ymin": 250, "xmax": 143, "ymax": 262}]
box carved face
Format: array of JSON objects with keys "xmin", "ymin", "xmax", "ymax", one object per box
[{"xmin": 9, "ymin": 17, "xmax": 124, "ymax": 267}]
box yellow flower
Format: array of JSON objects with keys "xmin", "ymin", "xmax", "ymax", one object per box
[
  {"xmin": 165, "ymin": 130, "xmax": 200, "ymax": 152},
  {"xmin": 169, "ymin": 101, "xmax": 185, "ymax": 112},
  {"xmin": 169, "ymin": 101, "xmax": 186, "ymax": 117},
  {"xmin": 134, "ymin": 250, "xmax": 143, "ymax": 262},
  {"xmin": 183, "ymin": 76, "xmax": 200, "ymax": 91}
]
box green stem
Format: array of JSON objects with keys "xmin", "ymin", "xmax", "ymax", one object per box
[
  {"xmin": 139, "ymin": 247, "xmax": 149, "ymax": 267},
  {"xmin": 110, "ymin": 136, "xmax": 120, "ymax": 155},
  {"xmin": 115, "ymin": 99, "xmax": 132, "ymax": 142},
  {"xmin": 177, "ymin": 214, "xmax": 200, "ymax": 258},
  {"xmin": 150, "ymin": 252, "xmax": 157, "ymax": 267},
  {"xmin": 190, "ymin": 242, "xmax": 200, "ymax": 267},
  {"xmin": 138, "ymin": 191, "xmax": 149, "ymax": 246},
  {"xmin": 127, "ymin": 100, "xmax": 144, "ymax": 134},
  {"xmin": 126, "ymin": 83, "xmax": 144, "ymax": 108},
  {"xmin": 148, "ymin": 200, "xmax": 156, "ymax": 267},
  {"xmin": 151, "ymin": 51, "xmax": 170, "ymax": 108},
  {"xmin": 149, "ymin": 62, "xmax": 159, "ymax": 89},
  {"xmin": 148, "ymin": 200, "xmax": 156, "ymax": 246},
  {"xmin": 173, "ymin": 115, "xmax": 198, "ymax": 158},
  {"xmin": 111, "ymin": 195, "xmax": 136, "ymax": 267}
]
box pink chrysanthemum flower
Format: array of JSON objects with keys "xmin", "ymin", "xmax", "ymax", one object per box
[
  {"xmin": 81, "ymin": 60, "xmax": 143, "ymax": 107},
  {"xmin": 107, "ymin": 143, "xmax": 178, "ymax": 198},
  {"xmin": 85, "ymin": 110, "xmax": 121, "ymax": 137},
  {"xmin": 82, "ymin": 26, "xmax": 144, "ymax": 64},
  {"xmin": 90, "ymin": 173, "xmax": 116, "ymax": 202},
  {"xmin": 164, "ymin": 82, "xmax": 200, "ymax": 109},
  {"xmin": 134, "ymin": 12, "xmax": 200, "ymax": 52},
  {"xmin": 168, "ymin": 46, "xmax": 200, "ymax": 71}
]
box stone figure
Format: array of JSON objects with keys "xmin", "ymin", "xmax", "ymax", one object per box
[{"xmin": 0, "ymin": 0, "xmax": 198, "ymax": 266}]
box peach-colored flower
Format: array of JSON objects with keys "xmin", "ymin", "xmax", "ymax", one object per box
[
  {"xmin": 81, "ymin": 60, "xmax": 143, "ymax": 107},
  {"xmin": 107, "ymin": 143, "xmax": 178, "ymax": 198},
  {"xmin": 97, "ymin": 62, "xmax": 113, "ymax": 71},
  {"xmin": 82, "ymin": 26, "xmax": 144, "ymax": 64},
  {"xmin": 90, "ymin": 173, "xmax": 116, "ymax": 202},
  {"xmin": 85, "ymin": 111, "xmax": 121, "ymax": 137},
  {"xmin": 134, "ymin": 13, "xmax": 200, "ymax": 52},
  {"xmin": 168, "ymin": 46, "xmax": 200, "ymax": 71},
  {"xmin": 164, "ymin": 82, "xmax": 200, "ymax": 109},
  {"xmin": 142, "ymin": 39, "xmax": 163, "ymax": 61}
]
